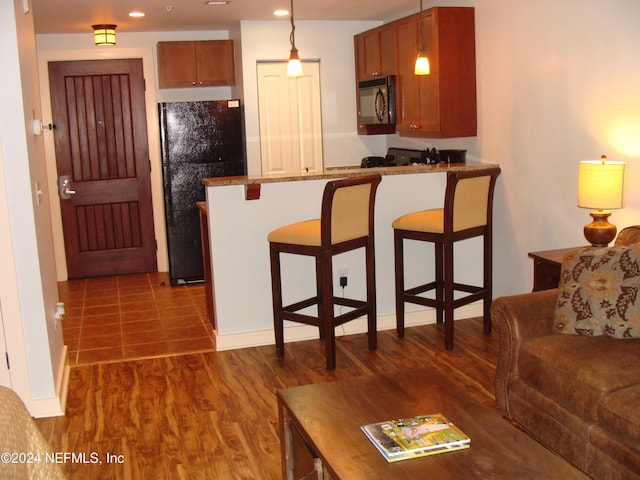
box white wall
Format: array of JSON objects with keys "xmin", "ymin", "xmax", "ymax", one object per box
[
  {"xmin": 0, "ymin": 0, "xmax": 67, "ymax": 416},
  {"xmin": 472, "ymin": 0, "xmax": 640, "ymax": 295}
]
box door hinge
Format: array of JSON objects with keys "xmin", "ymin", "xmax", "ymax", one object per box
[{"xmin": 5, "ymin": 352, "xmax": 9, "ymax": 370}]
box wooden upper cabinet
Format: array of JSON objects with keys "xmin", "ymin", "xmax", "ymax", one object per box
[
  {"xmin": 396, "ymin": 7, "xmax": 477, "ymax": 138},
  {"xmin": 354, "ymin": 24, "xmax": 396, "ymax": 81},
  {"xmin": 355, "ymin": 7, "xmax": 477, "ymax": 138},
  {"xmin": 157, "ymin": 40, "xmax": 235, "ymax": 88}
]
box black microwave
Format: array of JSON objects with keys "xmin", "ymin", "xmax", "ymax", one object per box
[{"xmin": 357, "ymin": 75, "xmax": 396, "ymax": 125}]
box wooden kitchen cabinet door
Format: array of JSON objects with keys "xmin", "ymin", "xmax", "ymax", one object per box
[
  {"xmin": 157, "ymin": 40, "xmax": 234, "ymax": 88},
  {"xmin": 395, "ymin": 15, "xmax": 421, "ymax": 133},
  {"xmin": 196, "ymin": 40, "xmax": 235, "ymax": 86},
  {"xmin": 355, "ymin": 24, "xmax": 396, "ymax": 81},
  {"xmin": 363, "ymin": 24, "xmax": 395, "ymax": 79},
  {"xmin": 157, "ymin": 41, "xmax": 198, "ymax": 88},
  {"xmin": 395, "ymin": 7, "xmax": 477, "ymax": 138}
]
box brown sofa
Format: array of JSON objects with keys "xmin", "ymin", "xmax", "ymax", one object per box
[{"xmin": 492, "ymin": 244, "xmax": 640, "ymax": 480}]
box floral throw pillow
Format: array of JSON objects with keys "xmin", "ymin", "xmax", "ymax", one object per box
[{"xmin": 553, "ymin": 244, "xmax": 640, "ymax": 338}]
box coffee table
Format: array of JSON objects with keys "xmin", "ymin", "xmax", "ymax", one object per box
[{"xmin": 277, "ymin": 367, "xmax": 589, "ymax": 479}]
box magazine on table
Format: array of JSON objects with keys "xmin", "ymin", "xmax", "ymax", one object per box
[{"xmin": 361, "ymin": 413, "xmax": 470, "ymax": 462}]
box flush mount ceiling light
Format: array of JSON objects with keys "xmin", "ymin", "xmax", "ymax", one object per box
[
  {"xmin": 205, "ymin": 0, "xmax": 231, "ymax": 5},
  {"xmin": 92, "ymin": 24, "xmax": 117, "ymax": 46},
  {"xmin": 287, "ymin": 0, "xmax": 303, "ymax": 77},
  {"xmin": 129, "ymin": 11, "xmax": 145, "ymax": 18},
  {"xmin": 274, "ymin": 9, "xmax": 289, "ymax": 17}
]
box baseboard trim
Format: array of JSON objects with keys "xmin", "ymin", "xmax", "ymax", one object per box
[
  {"xmin": 31, "ymin": 345, "xmax": 69, "ymax": 418},
  {"xmin": 215, "ymin": 303, "xmax": 483, "ymax": 352}
]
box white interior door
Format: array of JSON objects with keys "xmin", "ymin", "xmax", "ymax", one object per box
[{"xmin": 257, "ymin": 61, "xmax": 323, "ymax": 175}]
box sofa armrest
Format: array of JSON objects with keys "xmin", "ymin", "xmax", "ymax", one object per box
[
  {"xmin": 0, "ymin": 387, "xmax": 65, "ymax": 479},
  {"xmin": 491, "ymin": 288, "xmax": 558, "ymax": 416}
]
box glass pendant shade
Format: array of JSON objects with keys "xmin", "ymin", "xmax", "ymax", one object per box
[
  {"xmin": 415, "ymin": 54, "xmax": 430, "ymax": 75},
  {"xmin": 287, "ymin": 48, "xmax": 303, "ymax": 77}
]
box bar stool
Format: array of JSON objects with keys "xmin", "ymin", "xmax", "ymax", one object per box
[
  {"xmin": 268, "ymin": 174, "xmax": 382, "ymax": 370},
  {"xmin": 393, "ymin": 167, "xmax": 501, "ymax": 350}
]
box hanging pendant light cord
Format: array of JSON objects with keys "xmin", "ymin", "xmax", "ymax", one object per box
[
  {"xmin": 419, "ymin": 0, "xmax": 425, "ymax": 53},
  {"xmin": 290, "ymin": 0, "xmax": 296, "ymax": 51}
]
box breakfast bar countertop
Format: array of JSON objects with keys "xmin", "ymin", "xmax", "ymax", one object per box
[{"xmin": 201, "ymin": 161, "xmax": 500, "ymax": 187}]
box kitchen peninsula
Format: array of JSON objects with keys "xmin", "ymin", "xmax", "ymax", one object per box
[{"xmin": 202, "ymin": 161, "xmax": 499, "ymax": 352}]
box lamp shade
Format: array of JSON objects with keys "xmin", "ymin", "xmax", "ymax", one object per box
[
  {"xmin": 578, "ymin": 159, "xmax": 626, "ymax": 210},
  {"xmin": 92, "ymin": 24, "xmax": 117, "ymax": 46}
]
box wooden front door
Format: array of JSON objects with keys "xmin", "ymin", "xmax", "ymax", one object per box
[{"xmin": 48, "ymin": 59, "xmax": 157, "ymax": 278}]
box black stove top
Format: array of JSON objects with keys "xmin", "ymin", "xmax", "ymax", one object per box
[
  {"xmin": 387, "ymin": 147, "xmax": 438, "ymax": 166},
  {"xmin": 360, "ymin": 147, "xmax": 466, "ymax": 168}
]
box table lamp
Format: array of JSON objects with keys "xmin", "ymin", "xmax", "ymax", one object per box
[{"xmin": 578, "ymin": 155, "xmax": 626, "ymax": 247}]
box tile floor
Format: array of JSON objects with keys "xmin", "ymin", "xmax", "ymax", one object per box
[{"xmin": 58, "ymin": 272, "xmax": 216, "ymax": 365}]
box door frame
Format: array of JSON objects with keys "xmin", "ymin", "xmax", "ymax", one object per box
[{"xmin": 37, "ymin": 47, "xmax": 168, "ymax": 281}]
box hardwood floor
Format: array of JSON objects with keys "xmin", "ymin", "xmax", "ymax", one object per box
[{"xmin": 35, "ymin": 316, "xmax": 499, "ymax": 479}]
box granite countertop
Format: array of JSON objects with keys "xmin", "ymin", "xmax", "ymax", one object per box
[{"xmin": 201, "ymin": 161, "xmax": 500, "ymax": 187}]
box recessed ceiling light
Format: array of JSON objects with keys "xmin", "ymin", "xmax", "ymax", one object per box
[
  {"xmin": 129, "ymin": 11, "xmax": 145, "ymax": 18},
  {"xmin": 274, "ymin": 9, "xmax": 289, "ymax": 16},
  {"xmin": 206, "ymin": 0, "xmax": 231, "ymax": 5}
]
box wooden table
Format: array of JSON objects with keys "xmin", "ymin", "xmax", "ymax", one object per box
[
  {"xmin": 277, "ymin": 368, "xmax": 588, "ymax": 480},
  {"xmin": 528, "ymin": 247, "xmax": 581, "ymax": 291}
]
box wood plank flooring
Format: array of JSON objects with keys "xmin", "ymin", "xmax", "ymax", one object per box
[{"xmin": 35, "ymin": 317, "xmax": 499, "ymax": 479}]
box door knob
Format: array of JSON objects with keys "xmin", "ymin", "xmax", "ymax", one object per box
[{"xmin": 58, "ymin": 175, "xmax": 77, "ymax": 199}]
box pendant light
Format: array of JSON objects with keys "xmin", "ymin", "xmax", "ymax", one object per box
[
  {"xmin": 414, "ymin": 0, "xmax": 430, "ymax": 75},
  {"xmin": 287, "ymin": 0, "xmax": 303, "ymax": 77},
  {"xmin": 92, "ymin": 24, "xmax": 117, "ymax": 46}
]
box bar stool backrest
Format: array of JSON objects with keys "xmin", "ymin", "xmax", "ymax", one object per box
[
  {"xmin": 445, "ymin": 168, "xmax": 501, "ymax": 233},
  {"xmin": 321, "ymin": 174, "xmax": 382, "ymax": 246}
]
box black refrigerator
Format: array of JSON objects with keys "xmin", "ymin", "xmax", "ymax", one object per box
[{"xmin": 159, "ymin": 100, "xmax": 246, "ymax": 285}]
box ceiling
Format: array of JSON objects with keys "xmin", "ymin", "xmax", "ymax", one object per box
[{"xmin": 31, "ymin": 0, "xmax": 419, "ymax": 34}]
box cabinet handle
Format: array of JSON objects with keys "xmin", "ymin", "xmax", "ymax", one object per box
[{"xmin": 192, "ymin": 81, "xmax": 196, "ymax": 85}]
